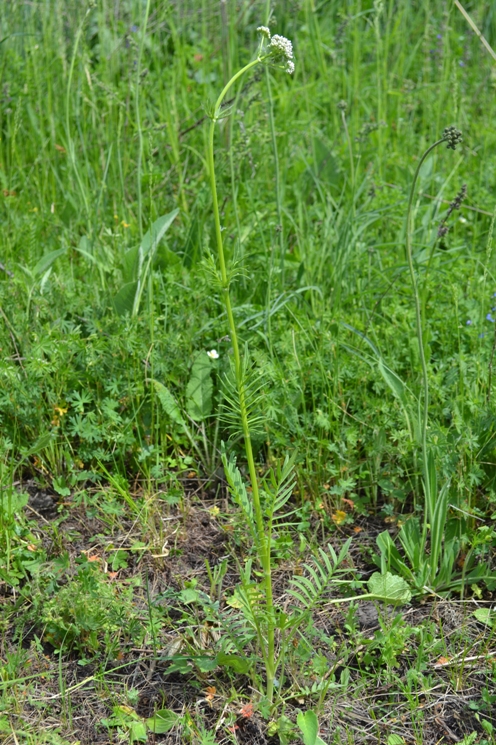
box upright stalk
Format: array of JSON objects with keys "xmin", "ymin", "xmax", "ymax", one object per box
[
  {"xmin": 404, "ymin": 127, "xmax": 462, "ymax": 523},
  {"xmin": 207, "ymin": 57, "xmax": 275, "ymax": 702},
  {"xmin": 135, "ymin": 0, "xmax": 152, "ymax": 241},
  {"xmin": 265, "ymin": 68, "xmax": 286, "ymax": 285},
  {"xmin": 65, "ymin": 7, "xmax": 92, "ymax": 221},
  {"xmin": 206, "ymin": 28, "xmax": 294, "ymax": 704}
]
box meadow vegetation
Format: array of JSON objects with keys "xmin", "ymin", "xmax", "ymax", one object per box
[{"xmin": 1, "ymin": 0, "xmax": 496, "ymax": 743}]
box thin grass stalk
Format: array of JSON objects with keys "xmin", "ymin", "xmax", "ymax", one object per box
[
  {"xmin": 405, "ymin": 128, "xmax": 461, "ymax": 550},
  {"xmin": 135, "ymin": 0, "xmax": 152, "ymax": 241},
  {"xmin": 263, "ymin": 2, "xmax": 286, "ymax": 286},
  {"xmin": 405, "ymin": 138, "xmax": 444, "ymax": 518},
  {"xmin": 339, "ymin": 104, "xmax": 355, "ymax": 199},
  {"xmin": 65, "ymin": 7, "xmax": 92, "ymax": 220}
]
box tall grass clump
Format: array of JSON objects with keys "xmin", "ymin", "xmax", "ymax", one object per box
[{"xmin": 378, "ymin": 126, "xmax": 494, "ymax": 594}]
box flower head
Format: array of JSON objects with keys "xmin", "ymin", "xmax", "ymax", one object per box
[
  {"xmin": 269, "ymin": 34, "xmax": 294, "ymax": 61},
  {"xmin": 486, "ymin": 313, "xmax": 495, "ymax": 323},
  {"xmin": 257, "ymin": 26, "xmax": 271, "ymax": 39},
  {"xmin": 466, "ymin": 320, "xmax": 472, "ymax": 326},
  {"xmin": 207, "ymin": 349, "xmax": 219, "ymax": 360},
  {"xmin": 258, "ymin": 28, "xmax": 295, "ymax": 74}
]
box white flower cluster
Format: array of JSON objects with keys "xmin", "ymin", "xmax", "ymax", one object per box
[
  {"xmin": 257, "ymin": 25, "xmax": 271, "ymax": 39},
  {"xmin": 269, "ymin": 34, "xmax": 293, "ymax": 60},
  {"xmin": 257, "ymin": 26, "xmax": 295, "ymax": 74},
  {"xmin": 269, "ymin": 34, "xmax": 294, "ymax": 74}
]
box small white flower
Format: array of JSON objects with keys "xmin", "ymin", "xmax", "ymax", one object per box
[
  {"xmin": 257, "ymin": 25, "xmax": 271, "ymax": 39},
  {"xmin": 286, "ymin": 60, "xmax": 295, "ymax": 75},
  {"xmin": 207, "ymin": 349, "xmax": 219, "ymax": 360},
  {"xmin": 269, "ymin": 34, "xmax": 293, "ymax": 61}
]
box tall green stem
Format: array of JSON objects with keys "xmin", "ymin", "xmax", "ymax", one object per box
[
  {"xmin": 405, "ymin": 138, "xmax": 444, "ymax": 516},
  {"xmin": 207, "ymin": 56, "xmax": 276, "ymax": 702},
  {"xmin": 135, "ymin": 0, "xmax": 152, "ymax": 241},
  {"xmin": 265, "ymin": 68, "xmax": 285, "ymax": 285},
  {"xmin": 65, "ymin": 7, "xmax": 92, "ymax": 221}
]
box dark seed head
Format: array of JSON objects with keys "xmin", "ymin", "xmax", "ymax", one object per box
[{"xmin": 443, "ymin": 125, "xmax": 463, "ymax": 150}]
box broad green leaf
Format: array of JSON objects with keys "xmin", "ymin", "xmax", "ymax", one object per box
[
  {"xmin": 152, "ymin": 380, "xmax": 186, "ymax": 427},
  {"xmin": 0, "ymin": 491, "xmax": 28, "ymax": 517},
  {"xmin": 140, "ymin": 209, "xmax": 179, "ymax": 261},
  {"xmin": 296, "ymin": 710, "xmax": 326, "ymax": 745},
  {"xmin": 217, "ymin": 652, "xmax": 252, "ymax": 674},
  {"xmin": 165, "ymin": 656, "xmax": 194, "ymax": 675},
  {"xmin": 22, "ymin": 432, "xmax": 53, "ymax": 458},
  {"xmin": 186, "ymin": 351, "xmax": 213, "ymax": 421},
  {"xmin": 129, "ymin": 721, "xmax": 147, "ymax": 742},
  {"xmin": 120, "ymin": 245, "xmax": 139, "ymax": 283},
  {"xmin": 195, "ymin": 656, "xmax": 218, "ymax": 672},
  {"xmin": 127, "ymin": 210, "xmax": 179, "ymax": 317},
  {"xmin": 473, "ymin": 608, "xmax": 495, "ymax": 626},
  {"xmin": 179, "ymin": 588, "xmax": 199, "ymax": 604},
  {"xmin": 367, "ymin": 572, "xmax": 412, "ymax": 604},
  {"xmin": 397, "ymin": 519, "xmax": 422, "ymax": 571},
  {"xmin": 377, "ymin": 359, "xmax": 416, "ymax": 442},
  {"xmin": 146, "ymin": 709, "xmax": 179, "ymax": 734},
  {"xmin": 112, "ymin": 281, "xmax": 138, "ymax": 316},
  {"xmin": 377, "ymin": 358, "xmax": 407, "ymax": 403},
  {"xmin": 33, "ymin": 247, "xmax": 67, "ymax": 276}
]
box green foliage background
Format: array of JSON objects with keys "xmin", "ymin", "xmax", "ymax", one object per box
[{"xmin": 1, "ymin": 0, "xmax": 496, "ymax": 517}]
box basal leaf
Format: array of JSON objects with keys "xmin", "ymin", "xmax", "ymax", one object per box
[
  {"xmin": 120, "ymin": 245, "xmax": 139, "ymax": 283},
  {"xmin": 129, "ymin": 720, "xmax": 147, "ymax": 742},
  {"xmin": 473, "ymin": 608, "xmax": 495, "ymax": 627},
  {"xmin": 33, "ymin": 247, "xmax": 67, "ymax": 276},
  {"xmin": 367, "ymin": 572, "xmax": 412, "ymax": 604},
  {"xmin": 140, "ymin": 209, "xmax": 179, "ymax": 262},
  {"xmin": 112, "ymin": 281, "xmax": 138, "ymax": 316},
  {"xmin": 186, "ymin": 351, "xmax": 213, "ymax": 421},
  {"xmin": 297, "ymin": 710, "xmax": 323, "ymax": 745},
  {"xmin": 217, "ymin": 652, "xmax": 252, "ymax": 674},
  {"xmin": 146, "ymin": 709, "xmax": 179, "ymax": 734}
]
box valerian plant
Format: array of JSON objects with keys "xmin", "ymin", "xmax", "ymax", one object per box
[{"xmin": 205, "ymin": 27, "xmax": 410, "ymax": 707}]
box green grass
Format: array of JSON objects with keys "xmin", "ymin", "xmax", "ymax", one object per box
[{"xmin": 1, "ymin": 0, "xmax": 496, "ymax": 742}]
